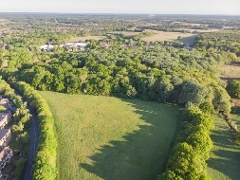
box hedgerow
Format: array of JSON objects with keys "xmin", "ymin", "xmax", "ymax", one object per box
[{"xmin": 14, "ymin": 81, "xmax": 57, "ymax": 180}]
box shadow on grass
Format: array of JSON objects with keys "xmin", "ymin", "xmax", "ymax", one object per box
[
  {"xmin": 207, "ymin": 150, "xmax": 240, "ymax": 180},
  {"xmin": 207, "ymin": 121, "xmax": 240, "ymax": 180},
  {"xmin": 179, "ymin": 35, "xmax": 197, "ymax": 46},
  {"xmin": 80, "ymin": 99, "xmax": 179, "ymax": 180},
  {"xmin": 210, "ymin": 129, "xmax": 239, "ymax": 151}
]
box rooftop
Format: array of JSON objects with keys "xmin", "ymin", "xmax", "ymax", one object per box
[
  {"xmin": 0, "ymin": 147, "xmax": 12, "ymax": 162},
  {"xmin": 0, "ymin": 129, "xmax": 10, "ymax": 141}
]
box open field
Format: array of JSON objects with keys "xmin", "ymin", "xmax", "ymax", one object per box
[
  {"xmin": 219, "ymin": 63, "xmax": 240, "ymax": 80},
  {"xmin": 207, "ymin": 115, "xmax": 240, "ymax": 180},
  {"xmin": 70, "ymin": 36, "xmax": 107, "ymax": 42},
  {"xmin": 175, "ymin": 28, "xmax": 220, "ymax": 33},
  {"xmin": 112, "ymin": 31, "xmax": 142, "ymax": 36},
  {"xmin": 39, "ymin": 91, "xmax": 179, "ymax": 180},
  {"xmin": 141, "ymin": 30, "xmax": 197, "ymax": 45}
]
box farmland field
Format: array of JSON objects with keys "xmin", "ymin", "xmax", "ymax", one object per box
[
  {"xmin": 70, "ymin": 36, "xmax": 107, "ymax": 42},
  {"xmin": 207, "ymin": 115, "xmax": 240, "ymax": 180},
  {"xmin": 39, "ymin": 91, "xmax": 180, "ymax": 180},
  {"xmin": 140, "ymin": 30, "xmax": 197, "ymax": 45}
]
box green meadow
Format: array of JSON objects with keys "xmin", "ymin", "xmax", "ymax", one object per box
[{"xmin": 39, "ymin": 91, "xmax": 179, "ymax": 180}]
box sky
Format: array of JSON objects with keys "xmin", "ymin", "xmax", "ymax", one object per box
[{"xmin": 0, "ymin": 0, "xmax": 240, "ymax": 15}]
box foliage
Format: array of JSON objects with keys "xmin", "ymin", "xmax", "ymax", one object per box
[
  {"xmin": 158, "ymin": 107, "xmax": 213, "ymax": 180},
  {"xmin": 0, "ymin": 77, "xmax": 31, "ymax": 179},
  {"xmin": 226, "ymin": 80, "xmax": 240, "ymax": 98},
  {"xmin": 0, "ymin": 105, "xmax": 6, "ymax": 113},
  {"xmin": 14, "ymin": 82, "xmax": 57, "ymax": 180}
]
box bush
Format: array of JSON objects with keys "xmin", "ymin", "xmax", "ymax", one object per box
[
  {"xmin": 226, "ymin": 80, "xmax": 240, "ymax": 98},
  {"xmin": 158, "ymin": 107, "xmax": 213, "ymax": 180}
]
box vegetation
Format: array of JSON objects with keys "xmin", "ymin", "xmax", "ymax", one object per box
[
  {"xmin": 14, "ymin": 82, "xmax": 57, "ymax": 180},
  {"xmin": 226, "ymin": 80, "xmax": 240, "ymax": 98},
  {"xmin": 1, "ymin": 14, "xmax": 240, "ymax": 180},
  {"xmin": 207, "ymin": 114, "xmax": 240, "ymax": 180},
  {"xmin": 39, "ymin": 91, "xmax": 179, "ymax": 180},
  {"xmin": 0, "ymin": 105, "xmax": 6, "ymax": 112},
  {"xmin": 158, "ymin": 106, "xmax": 213, "ymax": 180},
  {"xmin": 0, "ymin": 77, "xmax": 31, "ymax": 180}
]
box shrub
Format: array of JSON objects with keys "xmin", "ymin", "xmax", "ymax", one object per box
[{"xmin": 226, "ymin": 80, "xmax": 240, "ymax": 98}]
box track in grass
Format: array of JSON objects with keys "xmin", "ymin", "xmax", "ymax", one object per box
[
  {"xmin": 39, "ymin": 91, "xmax": 179, "ymax": 180},
  {"xmin": 207, "ymin": 115, "xmax": 240, "ymax": 180}
]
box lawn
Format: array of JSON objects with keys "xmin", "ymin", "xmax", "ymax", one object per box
[
  {"xmin": 207, "ymin": 115, "xmax": 240, "ymax": 180},
  {"xmin": 39, "ymin": 91, "xmax": 180, "ymax": 180}
]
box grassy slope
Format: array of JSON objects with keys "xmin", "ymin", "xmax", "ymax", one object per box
[
  {"xmin": 39, "ymin": 91, "xmax": 179, "ymax": 180},
  {"xmin": 207, "ymin": 115, "xmax": 240, "ymax": 180}
]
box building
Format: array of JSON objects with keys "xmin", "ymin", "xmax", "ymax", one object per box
[
  {"xmin": 0, "ymin": 147, "xmax": 13, "ymax": 179},
  {"xmin": 60, "ymin": 42, "xmax": 88, "ymax": 51},
  {"xmin": 0, "ymin": 129, "xmax": 11, "ymax": 152},
  {"xmin": 40, "ymin": 44, "xmax": 54, "ymax": 51},
  {"xmin": 0, "ymin": 111, "xmax": 11, "ymax": 129},
  {"xmin": 0, "ymin": 99, "xmax": 9, "ymax": 108}
]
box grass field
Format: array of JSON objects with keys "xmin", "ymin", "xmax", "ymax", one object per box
[
  {"xmin": 39, "ymin": 91, "xmax": 180, "ymax": 180},
  {"xmin": 207, "ymin": 115, "xmax": 240, "ymax": 180},
  {"xmin": 111, "ymin": 31, "xmax": 142, "ymax": 36},
  {"xmin": 219, "ymin": 63, "xmax": 240, "ymax": 80},
  {"xmin": 140, "ymin": 30, "xmax": 197, "ymax": 45},
  {"xmin": 70, "ymin": 36, "xmax": 107, "ymax": 42}
]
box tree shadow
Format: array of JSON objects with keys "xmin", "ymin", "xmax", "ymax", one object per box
[
  {"xmin": 207, "ymin": 150, "xmax": 240, "ymax": 180},
  {"xmin": 80, "ymin": 99, "xmax": 179, "ymax": 180},
  {"xmin": 207, "ymin": 119, "xmax": 240, "ymax": 180},
  {"xmin": 178, "ymin": 35, "xmax": 197, "ymax": 46},
  {"xmin": 210, "ymin": 129, "xmax": 239, "ymax": 151}
]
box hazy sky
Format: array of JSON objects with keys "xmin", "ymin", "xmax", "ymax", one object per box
[{"xmin": 1, "ymin": 0, "xmax": 240, "ymax": 15}]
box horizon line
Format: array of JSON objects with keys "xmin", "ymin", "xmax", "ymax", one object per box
[{"xmin": 0, "ymin": 11, "xmax": 240, "ymax": 16}]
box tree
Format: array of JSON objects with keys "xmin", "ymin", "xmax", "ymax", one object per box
[{"xmin": 226, "ymin": 80, "xmax": 240, "ymax": 98}]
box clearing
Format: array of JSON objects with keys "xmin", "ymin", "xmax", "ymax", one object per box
[
  {"xmin": 219, "ymin": 63, "xmax": 240, "ymax": 80},
  {"xmin": 140, "ymin": 30, "xmax": 197, "ymax": 45},
  {"xmin": 207, "ymin": 115, "xmax": 240, "ymax": 180},
  {"xmin": 39, "ymin": 91, "xmax": 179, "ymax": 180}
]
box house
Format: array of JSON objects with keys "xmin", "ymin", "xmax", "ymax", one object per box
[
  {"xmin": 60, "ymin": 42, "xmax": 88, "ymax": 51},
  {"xmin": 0, "ymin": 98, "xmax": 9, "ymax": 108},
  {"xmin": 0, "ymin": 111, "xmax": 11, "ymax": 129},
  {"xmin": 0, "ymin": 147, "xmax": 13, "ymax": 179},
  {"xmin": 0, "ymin": 129, "xmax": 11, "ymax": 152},
  {"xmin": 40, "ymin": 44, "xmax": 54, "ymax": 51}
]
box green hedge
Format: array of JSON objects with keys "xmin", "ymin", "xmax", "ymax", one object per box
[
  {"xmin": 158, "ymin": 106, "xmax": 213, "ymax": 180},
  {"xmin": 14, "ymin": 82, "xmax": 57, "ymax": 180}
]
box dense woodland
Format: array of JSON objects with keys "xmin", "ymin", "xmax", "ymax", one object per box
[{"xmin": 0, "ymin": 14, "xmax": 240, "ymax": 180}]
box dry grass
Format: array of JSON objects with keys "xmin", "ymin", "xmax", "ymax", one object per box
[
  {"xmin": 219, "ymin": 63, "xmax": 240, "ymax": 79},
  {"xmin": 39, "ymin": 91, "xmax": 179, "ymax": 180},
  {"xmin": 176, "ymin": 28, "xmax": 220, "ymax": 33},
  {"xmin": 141, "ymin": 30, "xmax": 197, "ymax": 45},
  {"xmin": 70, "ymin": 36, "xmax": 107, "ymax": 42}
]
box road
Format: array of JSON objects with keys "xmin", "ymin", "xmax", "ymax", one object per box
[{"xmin": 23, "ymin": 107, "xmax": 40, "ymax": 180}]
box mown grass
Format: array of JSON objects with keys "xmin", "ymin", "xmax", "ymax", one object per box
[
  {"xmin": 39, "ymin": 91, "xmax": 179, "ymax": 180},
  {"xmin": 207, "ymin": 115, "xmax": 240, "ymax": 180}
]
